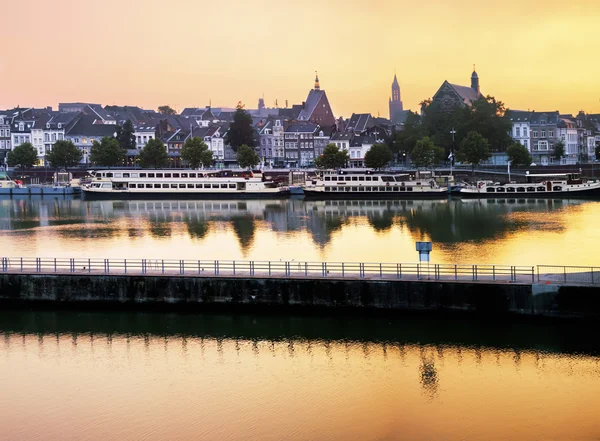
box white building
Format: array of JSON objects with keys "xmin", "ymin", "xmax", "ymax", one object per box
[
  {"xmin": 134, "ymin": 126, "xmax": 155, "ymax": 149},
  {"xmin": 508, "ymin": 110, "xmax": 531, "ymax": 151},
  {"xmin": 557, "ymin": 118, "xmax": 578, "ymax": 160}
]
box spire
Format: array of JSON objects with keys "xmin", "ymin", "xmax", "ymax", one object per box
[
  {"xmin": 471, "ymin": 65, "xmax": 480, "ymax": 94},
  {"xmin": 392, "ymin": 70, "xmax": 399, "ymax": 87},
  {"xmin": 314, "ymin": 71, "xmax": 320, "ymax": 90}
]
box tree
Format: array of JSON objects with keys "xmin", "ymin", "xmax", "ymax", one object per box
[
  {"xmin": 364, "ymin": 143, "xmax": 393, "ymax": 169},
  {"xmin": 410, "ymin": 137, "xmax": 444, "ymax": 168},
  {"xmin": 389, "ymin": 111, "xmax": 423, "ymax": 161},
  {"xmin": 314, "ymin": 143, "xmax": 349, "ymax": 169},
  {"xmin": 553, "ymin": 140, "xmax": 565, "ymax": 160},
  {"xmin": 158, "ymin": 105, "xmax": 176, "ymax": 115},
  {"xmin": 182, "ymin": 136, "xmax": 213, "ymax": 169},
  {"xmin": 7, "ymin": 142, "xmax": 38, "ymax": 170},
  {"xmin": 456, "ymin": 131, "xmax": 491, "ymax": 172},
  {"xmin": 116, "ymin": 120, "xmax": 136, "ymax": 150},
  {"xmin": 90, "ymin": 137, "xmax": 124, "ymax": 167},
  {"xmin": 139, "ymin": 139, "xmax": 168, "ymax": 168},
  {"xmin": 506, "ymin": 142, "xmax": 532, "ymax": 167},
  {"xmin": 236, "ymin": 144, "xmax": 260, "ymax": 169},
  {"xmin": 46, "ymin": 140, "xmax": 83, "ymax": 169},
  {"xmin": 225, "ymin": 103, "xmax": 256, "ymax": 152}
]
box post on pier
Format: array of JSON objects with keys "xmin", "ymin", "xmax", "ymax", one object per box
[{"xmin": 416, "ymin": 242, "xmax": 432, "ymax": 280}]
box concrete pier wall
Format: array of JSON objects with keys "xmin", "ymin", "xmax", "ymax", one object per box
[{"xmin": 0, "ymin": 274, "xmax": 598, "ymax": 319}]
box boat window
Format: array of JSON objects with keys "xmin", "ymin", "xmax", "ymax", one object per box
[
  {"xmin": 195, "ymin": 184, "xmax": 202, "ymax": 188},
  {"xmin": 163, "ymin": 184, "xmax": 170, "ymax": 188},
  {"xmin": 204, "ymin": 184, "xmax": 211, "ymax": 188},
  {"xmin": 331, "ymin": 177, "xmax": 337, "ymax": 181},
  {"xmin": 325, "ymin": 187, "xmax": 330, "ymax": 192},
  {"xmin": 553, "ymin": 186, "xmax": 562, "ymax": 191},
  {"xmin": 506, "ymin": 187, "xmax": 515, "ymax": 192},
  {"xmin": 106, "ymin": 173, "xmax": 113, "ymax": 178},
  {"xmin": 386, "ymin": 186, "xmax": 392, "ymax": 191},
  {"xmin": 173, "ymin": 173, "xmax": 180, "ymax": 178},
  {"xmin": 123, "ymin": 173, "xmax": 130, "ymax": 178},
  {"xmin": 392, "ymin": 187, "xmax": 399, "ymax": 192},
  {"xmin": 351, "ymin": 187, "xmax": 357, "ymax": 191},
  {"xmin": 365, "ymin": 187, "xmax": 371, "ymax": 192},
  {"xmin": 219, "ymin": 184, "xmax": 226, "ymax": 188},
  {"xmin": 212, "ymin": 184, "xmax": 219, "ymax": 189},
  {"xmin": 517, "ymin": 187, "xmax": 525, "ymax": 192},
  {"xmin": 181, "ymin": 173, "xmax": 188, "ymax": 178},
  {"xmin": 129, "ymin": 183, "xmax": 137, "ymax": 188},
  {"xmin": 187, "ymin": 184, "xmax": 193, "ymax": 188},
  {"xmin": 366, "ymin": 176, "xmax": 372, "ymax": 181},
  {"xmin": 102, "ymin": 183, "xmax": 111, "ymax": 188},
  {"xmin": 381, "ymin": 176, "xmax": 394, "ymax": 182},
  {"xmin": 496, "ymin": 187, "xmax": 505, "ymax": 192},
  {"xmin": 345, "ymin": 177, "xmax": 351, "ymax": 181},
  {"xmin": 171, "ymin": 184, "xmax": 178, "ymax": 188},
  {"xmin": 130, "ymin": 173, "xmax": 138, "ymax": 178},
  {"xmin": 177, "ymin": 184, "xmax": 184, "ymax": 188},
  {"xmin": 164, "ymin": 173, "xmax": 171, "ymax": 178},
  {"xmin": 140, "ymin": 173, "xmax": 146, "ymax": 178},
  {"xmin": 537, "ymin": 187, "xmax": 545, "ymax": 191},
  {"xmin": 325, "ymin": 177, "xmax": 331, "ymax": 181},
  {"xmin": 399, "ymin": 186, "xmax": 405, "ymax": 191},
  {"xmin": 189, "ymin": 173, "xmax": 196, "ymax": 178},
  {"xmin": 145, "ymin": 184, "xmax": 153, "ymax": 188},
  {"xmin": 406, "ymin": 187, "xmax": 413, "ymax": 191},
  {"xmin": 359, "ymin": 176, "xmax": 365, "ymax": 181},
  {"xmin": 416, "ymin": 182, "xmax": 421, "ymax": 185},
  {"xmin": 351, "ymin": 176, "xmax": 358, "ymax": 181},
  {"xmin": 527, "ymin": 187, "xmax": 536, "ymax": 192},
  {"xmin": 486, "ymin": 188, "xmax": 495, "ymax": 192},
  {"xmin": 148, "ymin": 173, "xmax": 155, "ymax": 178},
  {"xmin": 229, "ymin": 184, "xmax": 236, "ymax": 189},
  {"xmin": 114, "ymin": 173, "xmax": 122, "ymax": 178},
  {"xmin": 372, "ymin": 177, "xmax": 379, "ymax": 181},
  {"xmin": 156, "ymin": 173, "xmax": 163, "ymax": 178},
  {"xmin": 345, "ymin": 187, "xmax": 350, "ymax": 191},
  {"xmin": 154, "ymin": 184, "xmax": 161, "ymax": 188}
]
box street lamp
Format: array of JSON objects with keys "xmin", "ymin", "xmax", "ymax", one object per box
[{"xmin": 449, "ymin": 128, "xmax": 456, "ymax": 176}]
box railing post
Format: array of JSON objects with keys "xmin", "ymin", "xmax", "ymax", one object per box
[
  {"xmin": 20, "ymin": 257, "xmax": 23, "ymax": 272},
  {"xmin": 268, "ymin": 261, "xmax": 271, "ymax": 276},
  {"xmin": 180, "ymin": 260, "xmax": 184, "ymax": 275},
  {"xmin": 397, "ymin": 263, "xmax": 400, "ymax": 279},
  {"xmin": 304, "ymin": 262, "xmax": 308, "ymax": 277},
  {"xmin": 251, "ymin": 261, "xmax": 254, "ymax": 276},
  {"xmin": 493, "ymin": 265, "xmax": 496, "ymax": 281},
  {"xmin": 564, "ymin": 266, "xmax": 567, "ymax": 283},
  {"xmin": 342, "ymin": 262, "xmax": 344, "ymax": 278},
  {"xmin": 124, "ymin": 259, "xmax": 127, "ymax": 274},
  {"xmin": 454, "ymin": 264, "xmax": 457, "ymax": 280},
  {"xmin": 54, "ymin": 258, "xmax": 57, "ymax": 273},
  {"xmin": 321, "ymin": 262, "xmax": 326, "ymax": 277},
  {"xmin": 233, "ymin": 261, "xmax": 236, "ymax": 276},
  {"xmin": 531, "ymin": 266, "xmax": 535, "ymax": 283},
  {"xmin": 592, "ymin": 267, "xmax": 595, "ymax": 285},
  {"xmin": 88, "ymin": 259, "xmax": 91, "ymax": 273},
  {"xmin": 379, "ymin": 263, "xmax": 383, "ymax": 279},
  {"xmin": 161, "ymin": 259, "xmax": 165, "ymax": 274},
  {"xmin": 106, "ymin": 259, "xmax": 110, "ymax": 274},
  {"xmin": 472, "ymin": 265, "xmax": 476, "ymax": 281},
  {"xmin": 417, "ymin": 264, "xmax": 420, "ymax": 280}
]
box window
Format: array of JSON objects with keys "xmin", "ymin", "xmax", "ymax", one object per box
[
  {"xmin": 187, "ymin": 184, "xmax": 194, "ymax": 188},
  {"xmin": 229, "ymin": 184, "xmax": 236, "ymax": 189},
  {"xmin": 549, "ymin": 131, "xmax": 554, "ymax": 138},
  {"xmin": 140, "ymin": 173, "xmax": 146, "ymax": 178},
  {"xmin": 178, "ymin": 184, "xmax": 185, "ymax": 188},
  {"xmin": 154, "ymin": 184, "xmax": 161, "ymax": 188},
  {"xmin": 524, "ymin": 140, "xmax": 528, "ymax": 149},
  {"xmin": 164, "ymin": 173, "xmax": 171, "ymax": 178},
  {"xmin": 145, "ymin": 184, "xmax": 153, "ymax": 188},
  {"xmin": 523, "ymin": 128, "xmax": 528, "ymax": 137},
  {"xmin": 156, "ymin": 173, "xmax": 163, "ymax": 178},
  {"xmin": 515, "ymin": 127, "xmax": 521, "ymax": 137},
  {"xmin": 171, "ymin": 184, "xmax": 178, "ymax": 188},
  {"xmin": 173, "ymin": 173, "xmax": 180, "ymax": 178},
  {"xmin": 148, "ymin": 173, "xmax": 155, "ymax": 178},
  {"xmin": 181, "ymin": 173, "xmax": 188, "ymax": 178},
  {"xmin": 163, "ymin": 184, "xmax": 170, "ymax": 188},
  {"xmin": 533, "ymin": 131, "xmax": 538, "ymax": 138},
  {"xmin": 541, "ymin": 131, "xmax": 546, "ymax": 138},
  {"xmin": 129, "ymin": 183, "xmax": 137, "ymax": 188},
  {"xmin": 189, "ymin": 173, "xmax": 196, "ymax": 178}
]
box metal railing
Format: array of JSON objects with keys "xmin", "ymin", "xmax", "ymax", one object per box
[{"xmin": 0, "ymin": 256, "xmax": 597, "ymax": 285}]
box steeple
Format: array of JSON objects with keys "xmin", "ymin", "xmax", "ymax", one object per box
[
  {"xmin": 314, "ymin": 71, "xmax": 320, "ymax": 91},
  {"xmin": 391, "ymin": 73, "xmax": 401, "ymax": 103},
  {"xmin": 471, "ymin": 65, "xmax": 480, "ymax": 94},
  {"xmin": 389, "ymin": 72, "xmax": 404, "ymax": 124}
]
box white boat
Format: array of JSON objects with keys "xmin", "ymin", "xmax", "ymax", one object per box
[
  {"xmin": 458, "ymin": 173, "xmax": 600, "ymax": 198},
  {"xmin": 82, "ymin": 169, "xmax": 290, "ymax": 199},
  {"xmin": 301, "ymin": 169, "xmax": 449, "ymax": 199},
  {"xmin": 0, "ymin": 171, "xmax": 81, "ymax": 197}
]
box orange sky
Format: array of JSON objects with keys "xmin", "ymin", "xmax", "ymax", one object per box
[{"xmin": 1, "ymin": 0, "xmax": 599, "ymax": 118}]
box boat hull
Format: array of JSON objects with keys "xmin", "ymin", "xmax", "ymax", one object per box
[
  {"xmin": 82, "ymin": 189, "xmax": 290, "ymax": 200},
  {"xmin": 0, "ymin": 187, "xmax": 81, "ymax": 197},
  {"xmin": 302, "ymin": 189, "xmax": 449, "ymax": 200},
  {"xmin": 457, "ymin": 186, "xmax": 600, "ymax": 199}
]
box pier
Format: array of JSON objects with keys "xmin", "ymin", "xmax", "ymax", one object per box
[{"xmin": 1, "ymin": 256, "xmax": 599, "ymax": 319}]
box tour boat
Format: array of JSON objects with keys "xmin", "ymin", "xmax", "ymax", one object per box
[
  {"xmin": 301, "ymin": 169, "xmax": 449, "ymax": 199},
  {"xmin": 82, "ymin": 169, "xmax": 290, "ymax": 199},
  {"xmin": 0, "ymin": 171, "xmax": 81, "ymax": 196},
  {"xmin": 457, "ymin": 173, "xmax": 600, "ymax": 198}
]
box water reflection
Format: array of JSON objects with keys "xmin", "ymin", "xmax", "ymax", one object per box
[
  {"xmin": 1, "ymin": 311, "xmax": 600, "ymax": 441},
  {"xmin": 0, "ymin": 198, "xmax": 597, "ymax": 265}
]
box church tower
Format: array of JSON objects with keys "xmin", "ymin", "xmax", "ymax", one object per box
[
  {"xmin": 389, "ymin": 73, "xmax": 404, "ymax": 124},
  {"xmin": 314, "ymin": 71, "xmax": 320, "ymax": 91},
  {"xmin": 471, "ymin": 67, "xmax": 480, "ymax": 94}
]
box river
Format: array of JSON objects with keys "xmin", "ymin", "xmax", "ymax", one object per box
[
  {"xmin": 0, "ymin": 310, "xmax": 599, "ymax": 441},
  {"xmin": 0, "ymin": 197, "xmax": 599, "ymax": 266}
]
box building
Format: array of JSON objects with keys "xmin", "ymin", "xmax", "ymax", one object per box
[
  {"xmin": 0, "ymin": 113, "xmax": 11, "ymax": 162},
  {"xmin": 297, "ymin": 73, "xmax": 336, "ymax": 127},
  {"xmin": 64, "ymin": 115, "xmax": 118, "ymax": 164},
  {"xmin": 258, "ymin": 119, "xmax": 285, "ymax": 167},
  {"xmin": 508, "ymin": 110, "xmax": 531, "ymax": 152},
  {"xmin": 349, "ymin": 135, "xmax": 375, "ymax": 167},
  {"xmin": 30, "ymin": 114, "xmax": 52, "ymax": 164},
  {"xmin": 134, "ymin": 126, "xmax": 156, "ymax": 149},
  {"xmin": 529, "ymin": 111, "xmax": 559, "ymax": 165},
  {"xmin": 557, "ymin": 116, "xmax": 578, "ymax": 163},
  {"xmin": 284, "ymin": 121, "xmax": 318, "ymax": 167},
  {"xmin": 330, "ymin": 132, "xmax": 352, "ymax": 152},
  {"xmin": 431, "ymin": 68, "xmax": 483, "ymax": 110},
  {"xmin": 389, "ymin": 74, "xmax": 407, "ymax": 125},
  {"xmin": 59, "ymin": 102, "xmax": 99, "ymax": 113},
  {"xmin": 345, "ymin": 113, "xmax": 373, "ymax": 134}
]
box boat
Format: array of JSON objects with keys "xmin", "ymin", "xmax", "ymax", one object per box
[
  {"xmin": 82, "ymin": 169, "xmax": 290, "ymax": 199},
  {"xmin": 301, "ymin": 169, "xmax": 449, "ymax": 199},
  {"xmin": 457, "ymin": 173, "xmax": 600, "ymax": 198},
  {"xmin": 0, "ymin": 171, "xmax": 81, "ymax": 197}
]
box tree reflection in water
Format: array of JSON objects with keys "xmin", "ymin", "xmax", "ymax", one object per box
[{"xmin": 230, "ymin": 216, "xmax": 256, "ymax": 254}]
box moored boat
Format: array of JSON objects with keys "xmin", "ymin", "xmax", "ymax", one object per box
[
  {"xmin": 0, "ymin": 171, "xmax": 81, "ymax": 197},
  {"xmin": 82, "ymin": 169, "xmax": 290, "ymax": 199},
  {"xmin": 458, "ymin": 173, "xmax": 600, "ymax": 198},
  {"xmin": 301, "ymin": 169, "xmax": 449, "ymax": 199}
]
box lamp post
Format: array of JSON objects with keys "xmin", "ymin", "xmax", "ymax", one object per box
[{"xmin": 449, "ymin": 128, "xmax": 456, "ymax": 176}]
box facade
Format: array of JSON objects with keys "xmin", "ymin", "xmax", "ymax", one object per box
[
  {"xmin": 64, "ymin": 115, "xmax": 117, "ymax": 163},
  {"xmin": 557, "ymin": 116, "xmax": 578, "ymax": 163},
  {"xmin": 431, "ymin": 69, "xmax": 483, "ymax": 110},
  {"xmin": 297, "ymin": 74, "xmax": 336, "ymax": 127},
  {"xmin": 10, "ymin": 119, "xmax": 33, "ymax": 151},
  {"xmin": 508, "ymin": 110, "xmax": 531, "ymax": 151},
  {"xmin": 348, "ymin": 135, "xmax": 375, "ymax": 167},
  {"xmin": 529, "ymin": 111, "xmax": 559, "ymax": 165},
  {"xmin": 258, "ymin": 119, "xmax": 285, "ymax": 167},
  {"xmin": 30, "ymin": 115, "xmax": 52, "ymax": 164},
  {"xmin": 284, "ymin": 121, "xmax": 317, "ymax": 167},
  {"xmin": 0, "ymin": 114, "xmax": 11, "ymax": 161},
  {"xmin": 388, "ymin": 75, "xmax": 405, "ymax": 125},
  {"xmin": 134, "ymin": 126, "xmax": 156, "ymax": 149},
  {"xmin": 330, "ymin": 132, "xmax": 352, "ymax": 153},
  {"xmin": 59, "ymin": 103, "xmax": 98, "ymax": 113}
]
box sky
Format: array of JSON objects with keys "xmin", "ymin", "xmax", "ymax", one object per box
[{"xmin": 1, "ymin": 0, "xmax": 600, "ymax": 118}]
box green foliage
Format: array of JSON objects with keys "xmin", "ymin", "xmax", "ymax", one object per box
[
  {"xmin": 389, "ymin": 111, "xmax": 423, "ymax": 157},
  {"xmin": 314, "ymin": 143, "xmax": 349, "ymax": 169},
  {"xmin": 90, "ymin": 137, "xmax": 124, "ymax": 167},
  {"xmin": 46, "ymin": 140, "xmax": 83, "ymax": 169},
  {"xmin": 553, "ymin": 140, "xmax": 565, "ymax": 159},
  {"xmin": 236, "ymin": 144, "xmax": 260, "ymax": 169},
  {"xmin": 7, "ymin": 143, "xmax": 38, "ymax": 169},
  {"xmin": 225, "ymin": 104, "xmax": 256, "ymax": 152},
  {"xmin": 595, "ymin": 144, "xmax": 600, "ymax": 160},
  {"xmin": 158, "ymin": 105, "xmax": 176, "ymax": 115},
  {"xmin": 456, "ymin": 131, "xmax": 491, "ymax": 171},
  {"xmin": 364, "ymin": 143, "xmax": 393, "ymax": 169},
  {"xmin": 116, "ymin": 120, "xmax": 136, "ymax": 150},
  {"xmin": 181, "ymin": 137, "xmax": 213, "ymax": 169},
  {"xmin": 410, "ymin": 137, "xmax": 444, "ymax": 168},
  {"xmin": 139, "ymin": 139, "xmax": 168, "ymax": 168},
  {"xmin": 505, "ymin": 142, "xmax": 532, "ymax": 167}
]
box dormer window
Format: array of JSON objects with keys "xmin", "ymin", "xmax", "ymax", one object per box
[
  {"xmin": 46, "ymin": 123, "xmax": 50, "ymax": 129},
  {"xmin": 58, "ymin": 123, "xmax": 62, "ymax": 129},
  {"xmin": 18, "ymin": 123, "xmax": 24, "ymax": 131}
]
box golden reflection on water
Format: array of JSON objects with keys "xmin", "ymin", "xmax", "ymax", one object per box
[
  {"xmin": 0, "ymin": 198, "xmax": 599, "ymax": 265},
  {"xmin": 0, "ymin": 332, "xmax": 599, "ymax": 441}
]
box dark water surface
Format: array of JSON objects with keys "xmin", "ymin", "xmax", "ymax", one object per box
[
  {"xmin": 1, "ymin": 197, "xmax": 599, "ymax": 265},
  {"xmin": 0, "ymin": 310, "xmax": 599, "ymax": 441}
]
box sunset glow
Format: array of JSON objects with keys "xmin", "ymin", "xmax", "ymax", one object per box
[{"xmin": 2, "ymin": 0, "xmax": 599, "ymax": 117}]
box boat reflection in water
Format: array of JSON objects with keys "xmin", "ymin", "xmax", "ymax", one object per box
[{"xmin": 0, "ymin": 310, "xmax": 599, "ymax": 441}]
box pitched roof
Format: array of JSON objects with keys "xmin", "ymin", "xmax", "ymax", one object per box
[
  {"xmin": 346, "ymin": 113, "xmax": 372, "ymax": 133},
  {"xmin": 285, "ymin": 121, "xmax": 318, "ymax": 133},
  {"xmin": 507, "ymin": 110, "xmax": 531, "ymax": 122},
  {"xmin": 298, "ymin": 89, "xmax": 325, "ymax": 121},
  {"xmin": 447, "ymin": 83, "xmax": 481, "ymax": 105},
  {"xmin": 85, "ymin": 104, "xmax": 115, "ymax": 123},
  {"xmin": 528, "ymin": 111, "xmax": 559, "ymax": 125},
  {"xmin": 66, "ymin": 115, "xmax": 118, "ymax": 137}
]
